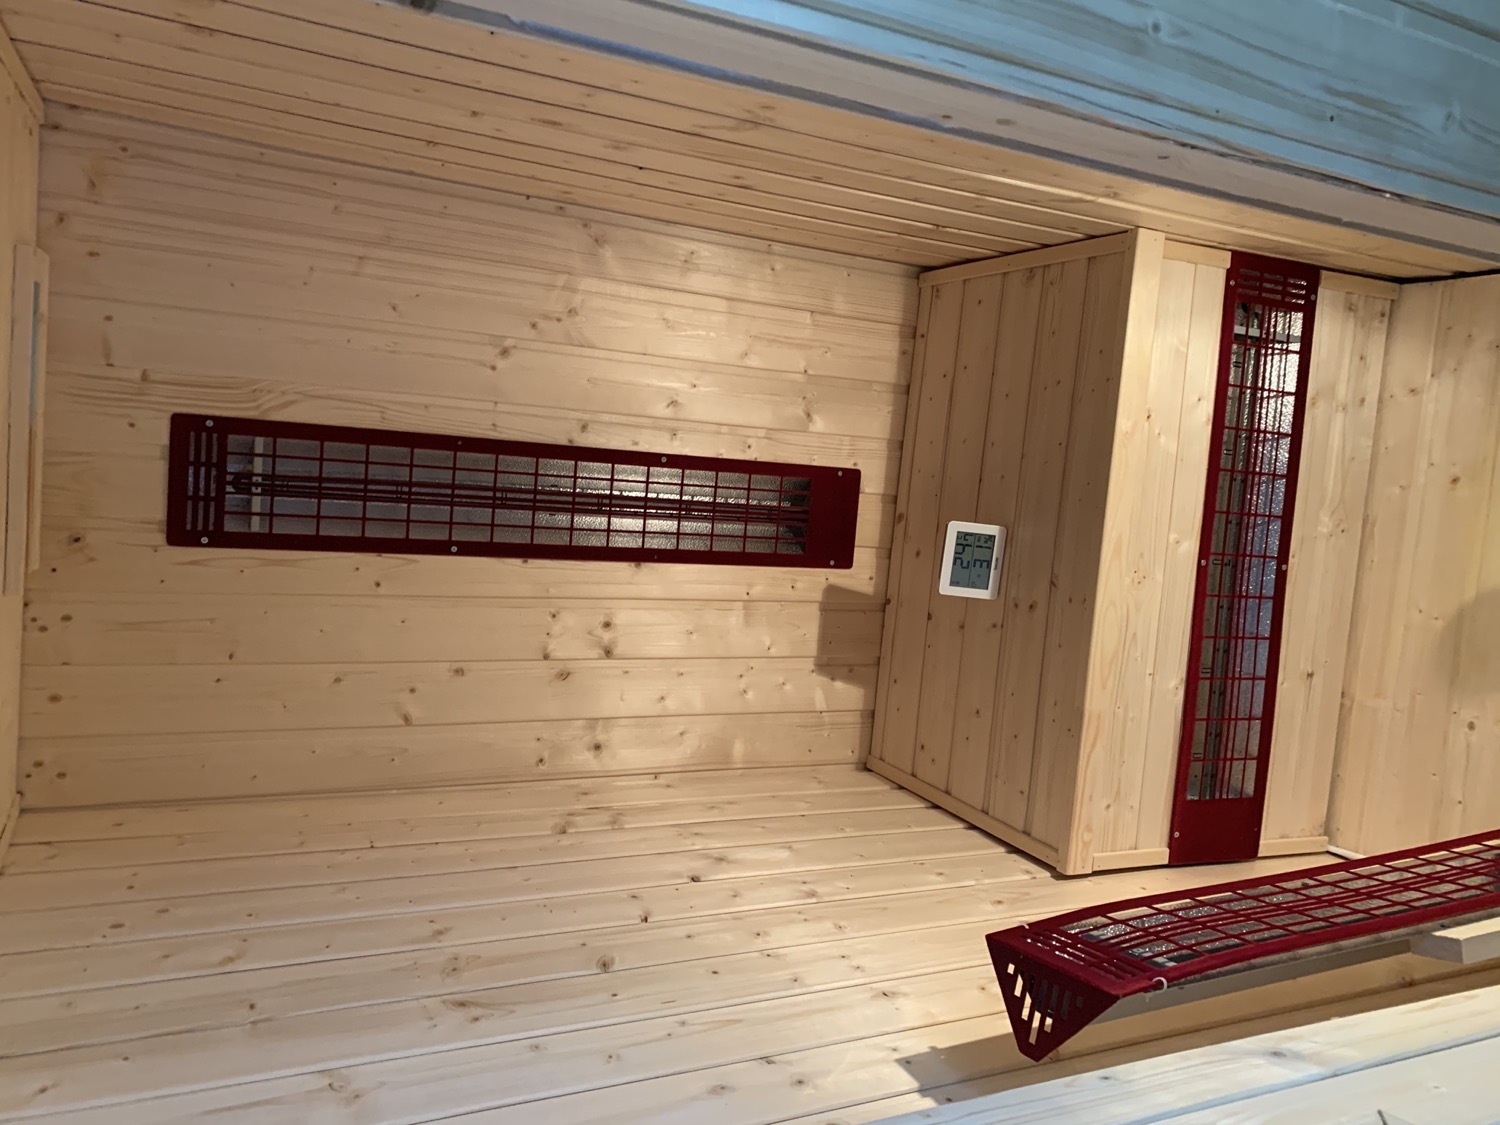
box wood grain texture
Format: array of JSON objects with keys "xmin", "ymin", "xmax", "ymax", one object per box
[
  {"xmin": 871, "ymin": 280, "xmax": 962, "ymax": 776},
  {"xmin": 1330, "ymin": 275, "xmax": 1500, "ymax": 854},
  {"xmin": 1260, "ymin": 289, "xmax": 1392, "ymax": 847},
  {"xmin": 0, "ymin": 40, "xmax": 39, "ymax": 818},
  {"xmin": 876, "ymin": 240, "xmax": 1153, "ymax": 870},
  {"xmin": 19, "ymin": 114, "xmax": 917, "ymax": 807},
  {"xmin": 0, "ymin": 0, "xmax": 1487, "ymax": 276},
  {"xmin": 872, "ymin": 981, "xmax": 1500, "ymax": 1124},
  {"xmin": 1, "ymin": 768, "xmax": 1477, "ymax": 1125}
]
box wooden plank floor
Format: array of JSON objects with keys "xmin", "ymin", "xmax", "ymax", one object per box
[{"xmin": 0, "ymin": 765, "xmax": 1492, "ymax": 1124}]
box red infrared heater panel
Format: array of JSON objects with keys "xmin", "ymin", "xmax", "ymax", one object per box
[
  {"xmin": 987, "ymin": 829, "xmax": 1500, "ymax": 1060},
  {"xmin": 166, "ymin": 414, "xmax": 861, "ymax": 568}
]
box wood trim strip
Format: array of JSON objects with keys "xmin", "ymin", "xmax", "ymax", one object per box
[
  {"xmin": 1163, "ymin": 241, "xmax": 1231, "ymax": 268},
  {"xmin": 1090, "ymin": 847, "xmax": 1171, "ymax": 872},
  {"xmin": 1320, "ymin": 271, "xmax": 1401, "ymax": 300},
  {"xmin": 864, "ymin": 757, "xmax": 1061, "ymax": 868},
  {"xmin": 0, "ymin": 18, "xmax": 42, "ymax": 122},
  {"xmin": 0, "ymin": 793, "xmax": 20, "ymax": 871},
  {"xmin": 919, "ymin": 231, "xmax": 1135, "ymax": 287},
  {"xmin": 1257, "ymin": 835, "xmax": 1331, "ymax": 858}
]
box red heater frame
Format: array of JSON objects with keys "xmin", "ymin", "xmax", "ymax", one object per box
[
  {"xmin": 1169, "ymin": 254, "xmax": 1320, "ymax": 865},
  {"xmin": 165, "ymin": 414, "xmax": 861, "ymax": 569}
]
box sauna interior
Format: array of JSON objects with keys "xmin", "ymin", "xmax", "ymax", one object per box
[{"xmin": 0, "ymin": 1, "xmax": 1497, "ymax": 1122}]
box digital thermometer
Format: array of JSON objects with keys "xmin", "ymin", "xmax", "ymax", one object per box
[{"xmin": 937, "ymin": 520, "xmax": 1005, "ymax": 600}]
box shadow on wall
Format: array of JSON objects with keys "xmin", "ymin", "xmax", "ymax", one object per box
[
  {"xmin": 813, "ymin": 582, "xmax": 884, "ymax": 689},
  {"xmin": 1444, "ymin": 586, "xmax": 1500, "ymax": 698}
]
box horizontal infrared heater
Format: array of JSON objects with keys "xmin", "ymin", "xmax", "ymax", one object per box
[
  {"xmin": 166, "ymin": 415, "xmax": 861, "ymax": 568},
  {"xmin": 987, "ymin": 829, "xmax": 1500, "ymax": 1060}
]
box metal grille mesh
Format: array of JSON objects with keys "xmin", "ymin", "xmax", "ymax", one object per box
[
  {"xmin": 987, "ymin": 829, "xmax": 1500, "ymax": 1060},
  {"xmin": 1185, "ymin": 265, "xmax": 1313, "ymax": 802},
  {"xmin": 167, "ymin": 415, "xmax": 860, "ymax": 568}
]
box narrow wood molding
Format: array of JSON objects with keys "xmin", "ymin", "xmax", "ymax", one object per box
[
  {"xmin": 1091, "ymin": 847, "xmax": 1171, "ymax": 872},
  {"xmin": 1320, "ymin": 271, "xmax": 1401, "ymax": 300},
  {"xmin": 864, "ymin": 757, "xmax": 1061, "ymax": 868},
  {"xmin": 0, "ymin": 18, "xmax": 43, "ymax": 122},
  {"xmin": 919, "ymin": 231, "xmax": 1135, "ymax": 287},
  {"xmin": 1258, "ymin": 834, "xmax": 1330, "ymax": 858},
  {"xmin": 1163, "ymin": 240, "xmax": 1231, "ymax": 268},
  {"xmin": 0, "ymin": 793, "xmax": 20, "ymax": 871}
]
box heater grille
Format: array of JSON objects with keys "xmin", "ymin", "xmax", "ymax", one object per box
[
  {"xmin": 167, "ymin": 415, "xmax": 860, "ymax": 568},
  {"xmin": 988, "ymin": 828, "xmax": 1500, "ymax": 1060},
  {"xmin": 1170, "ymin": 252, "xmax": 1320, "ymax": 864}
]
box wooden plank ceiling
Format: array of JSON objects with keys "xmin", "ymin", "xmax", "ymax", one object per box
[{"xmin": 0, "ymin": 0, "xmax": 1491, "ymax": 278}]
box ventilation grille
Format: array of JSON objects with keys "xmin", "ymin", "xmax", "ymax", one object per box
[
  {"xmin": 987, "ymin": 828, "xmax": 1500, "ymax": 1060},
  {"xmin": 167, "ymin": 415, "xmax": 860, "ymax": 568}
]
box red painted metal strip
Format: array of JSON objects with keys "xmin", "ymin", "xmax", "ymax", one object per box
[{"xmin": 988, "ymin": 829, "xmax": 1500, "ymax": 1060}]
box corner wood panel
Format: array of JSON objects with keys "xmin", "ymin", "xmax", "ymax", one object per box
[{"xmin": 869, "ymin": 233, "xmax": 1145, "ymax": 872}]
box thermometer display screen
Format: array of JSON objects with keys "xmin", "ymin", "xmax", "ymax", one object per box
[{"xmin": 948, "ymin": 531, "xmax": 996, "ymax": 591}]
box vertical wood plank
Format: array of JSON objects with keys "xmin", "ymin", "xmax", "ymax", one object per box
[
  {"xmin": 1065, "ymin": 234, "xmax": 1179, "ymax": 863},
  {"xmin": 1259, "ymin": 289, "xmax": 1390, "ymax": 847},
  {"xmin": 1029, "ymin": 251, "xmax": 1132, "ymax": 854},
  {"xmin": 945, "ymin": 267, "xmax": 1043, "ymax": 804},
  {"xmin": 1329, "ymin": 284, "xmax": 1442, "ymax": 851},
  {"xmin": 1408, "ymin": 279, "xmax": 1500, "ymax": 843},
  {"xmin": 1452, "ymin": 351, "xmax": 1500, "ymax": 835},
  {"xmin": 869, "ymin": 284, "xmax": 932, "ymax": 766},
  {"xmin": 1328, "ymin": 277, "xmax": 1500, "ymax": 855},
  {"xmin": 983, "ymin": 258, "xmax": 1089, "ymax": 828},
  {"xmin": 874, "ymin": 280, "xmax": 963, "ymax": 776},
  {"xmin": 912, "ymin": 274, "xmax": 1003, "ymax": 787},
  {"xmin": 1135, "ymin": 261, "xmax": 1224, "ymax": 852}
]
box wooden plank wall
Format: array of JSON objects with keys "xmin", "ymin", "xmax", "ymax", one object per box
[
  {"xmin": 1076, "ymin": 267, "xmax": 1397, "ymax": 868},
  {"xmin": 0, "ymin": 19, "xmax": 40, "ymax": 847},
  {"xmin": 1259, "ymin": 276, "xmax": 1396, "ymax": 854},
  {"xmin": 1330, "ymin": 274, "xmax": 1500, "ymax": 855},
  {"xmin": 867, "ymin": 233, "xmax": 1147, "ymax": 869},
  {"xmin": 15, "ymin": 108, "xmax": 919, "ymax": 808}
]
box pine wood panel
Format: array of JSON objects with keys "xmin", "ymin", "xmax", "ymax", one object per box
[
  {"xmin": 1066, "ymin": 255, "xmax": 1222, "ymax": 863},
  {"xmin": 23, "ymin": 594, "xmax": 883, "ymax": 666},
  {"xmin": 911, "ymin": 274, "xmax": 1003, "ymax": 787},
  {"xmin": 19, "ymin": 114, "xmax": 916, "ymax": 807},
  {"xmin": 0, "ymin": 22, "xmax": 40, "ymax": 834},
  {"xmin": 1029, "ymin": 244, "xmax": 1146, "ymax": 860},
  {"xmin": 0, "ymin": 0, "xmax": 1484, "ymax": 276},
  {"xmin": 0, "ymin": 771, "xmax": 1492, "ymax": 1125},
  {"xmin": 1330, "ymin": 275, "xmax": 1500, "ymax": 854},
  {"xmin": 984, "ymin": 259, "xmax": 1089, "ymax": 829},
  {"xmin": 1259, "ymin": 288, "xmax": 1392, "ymax": 848},
  {"xmin": 871, "ymin": 235, "xmax": 1141, "ymax": 870},
  {"xmin": 870, "ymin": 280, "xmax": 962, "ymax": 776},
  {"xmin": 872, "ymin": 981, "xmax": 1500, "ymax": 1124}
]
